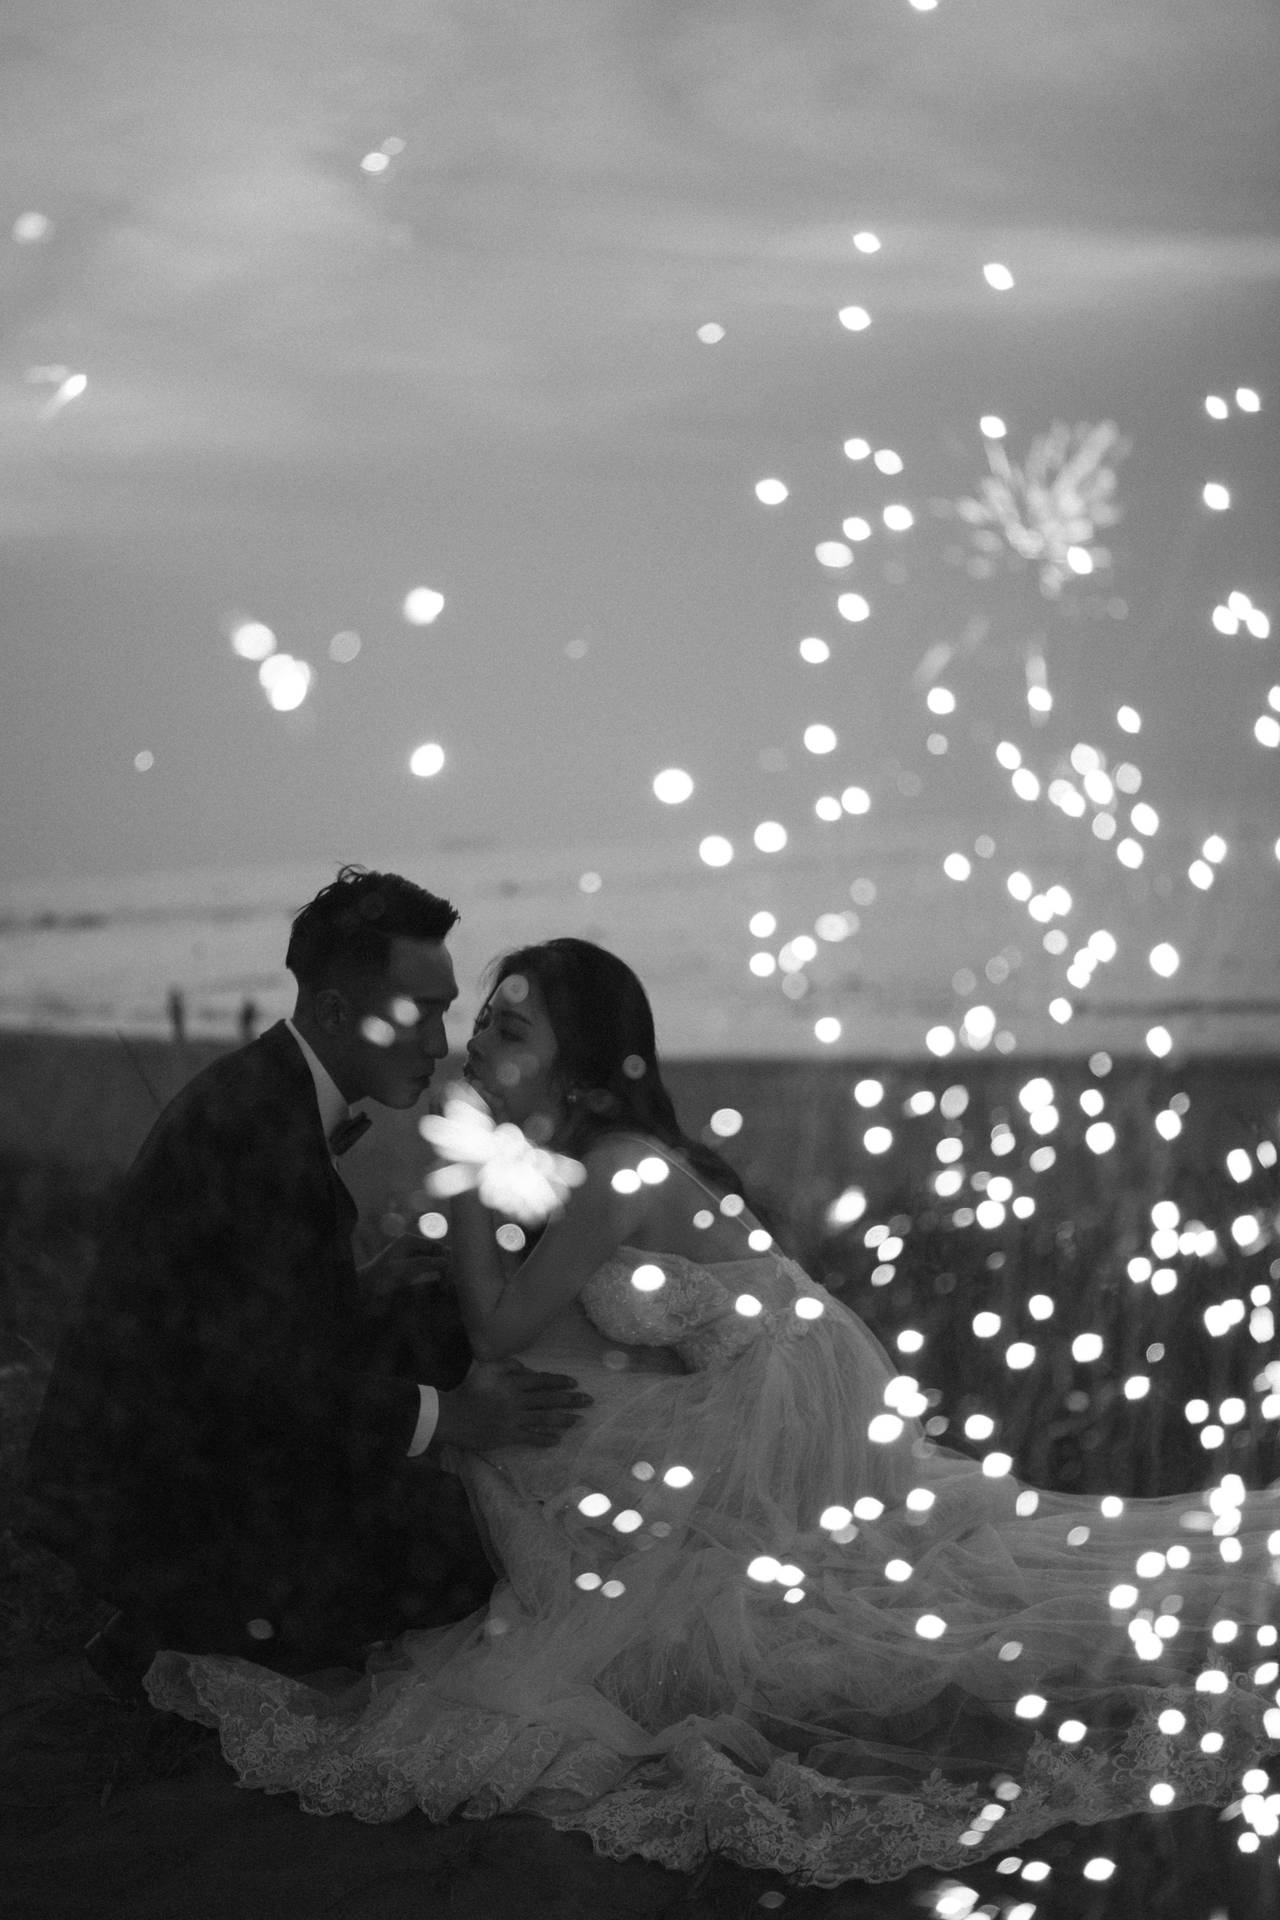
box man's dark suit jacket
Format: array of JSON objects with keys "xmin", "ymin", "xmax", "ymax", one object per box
[{"xmin": 23, "ymin": 1021, "xmax": 477, "ymax": 1646}]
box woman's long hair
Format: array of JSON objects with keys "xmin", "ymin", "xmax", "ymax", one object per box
[{"xmin": 482, "ymin": 938, "xmax": 748, "ymax": 1204}]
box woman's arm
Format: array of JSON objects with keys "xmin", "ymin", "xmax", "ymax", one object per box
[{"xmin": 451, "ymin": 1135, "xmax": 655, "ymax": 1360}]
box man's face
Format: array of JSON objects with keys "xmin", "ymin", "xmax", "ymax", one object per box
[{"xmin": 335, "ymin": 937, "xmax": 458, "ymax": 1108}]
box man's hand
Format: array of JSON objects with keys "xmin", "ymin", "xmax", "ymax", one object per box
[
  {"xmin": 358, "ymin": 1235, "xmax": 450, "ymax": 1297},
  {"xmin": 432, "ymin": 1361, "xmax": 592, "ymax": 1452}
]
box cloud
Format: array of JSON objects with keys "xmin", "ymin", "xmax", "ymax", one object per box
[{"xmin": 2, "ymin": 0, "xmax": 1277, "ymax": 530}]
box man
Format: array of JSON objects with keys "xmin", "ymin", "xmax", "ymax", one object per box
[{"xmin": 23, "ymin": 866, "xmax": 589, "ymax": 1700}]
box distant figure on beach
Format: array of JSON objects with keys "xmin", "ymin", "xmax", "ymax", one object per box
[
  {"xmin": 22, "ymin": 867, "xmax": 588, "ymax": 1698},
  {"xmin": 238, "ymin": 996, "xmax": 258, "ymax": 1042},
  {"xmin": 165, "ymin": 985, "xmax": 186, "ymax": 1045}
]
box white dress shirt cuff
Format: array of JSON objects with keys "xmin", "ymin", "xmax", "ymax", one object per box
[{"xmin": 406, "ymin": 1384, "xmax": 440, "ymax": 1457}]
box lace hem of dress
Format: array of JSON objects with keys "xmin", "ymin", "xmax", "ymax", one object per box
[
  {"xmin": 548, "ymin": 1702, "xmax": 1270, "ymax": 1885},
  {"xmin": 146, "ymin": 1652, "xmax": 1273, "ymax": 1884}
]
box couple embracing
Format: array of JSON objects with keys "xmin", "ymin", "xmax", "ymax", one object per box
[{"xmin": 24, "ymin": 866, "xmax": 1280, "ymax": 1885}]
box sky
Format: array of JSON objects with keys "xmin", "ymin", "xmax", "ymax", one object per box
[{"xmin": 0, "ymin": 0, "xmax": 1278, "ymax": 1053}]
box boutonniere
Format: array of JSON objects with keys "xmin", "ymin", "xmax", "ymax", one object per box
[{"xmin": 419, "ymin": 1083, "xmax": 586, "ymax": 1226}]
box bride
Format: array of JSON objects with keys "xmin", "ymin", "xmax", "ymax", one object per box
[{"xmin": 146, "ymin": 938, "xmax": 1280, "ymax": 1885}]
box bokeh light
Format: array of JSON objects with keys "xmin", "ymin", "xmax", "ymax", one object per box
[{"xmin": 403, "ymin": 586, "xmax": 446, "ymax": 624}]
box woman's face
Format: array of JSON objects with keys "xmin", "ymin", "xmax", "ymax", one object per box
[{"xmin": 464, "ymin": 970, "xmax": 565, "ymax": 1139}]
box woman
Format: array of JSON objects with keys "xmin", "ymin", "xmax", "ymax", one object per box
[{"xmin": 147, "ymin": 939, "xmax": 1280, "ymax": 1884}]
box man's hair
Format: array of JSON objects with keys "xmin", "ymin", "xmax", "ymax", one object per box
[{"xmin": 286, "ymin": 865, "xmax": 458, "ymax": 993}]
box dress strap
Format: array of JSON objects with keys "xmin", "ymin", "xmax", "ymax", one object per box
[{"xmin": 605, "ymin": 1133, "xmax": 739, "ymax": 1213}]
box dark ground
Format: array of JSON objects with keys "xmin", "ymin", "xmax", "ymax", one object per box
[{"xmin": 0, "ymin": 1645, "xmax": 938, "ymax": 1920}]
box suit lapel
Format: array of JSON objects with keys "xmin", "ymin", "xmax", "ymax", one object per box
[
  {"xmin": 330, "ymin": 1163, "xmax": 359, "ymax": 1234},
  {"xmin": 259, "ymin": 1021, "xmax": 362, "ymax": 1292}
]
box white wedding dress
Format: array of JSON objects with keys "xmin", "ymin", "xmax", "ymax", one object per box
[{"xmin": 145, "ymin": 1225, "xmax": 1280, "ymax": 1885}]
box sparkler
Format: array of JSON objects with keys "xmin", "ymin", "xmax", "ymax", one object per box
[{"xmin": 419, "ymin": 1081, "xmax": 585, "ymax": 1224}]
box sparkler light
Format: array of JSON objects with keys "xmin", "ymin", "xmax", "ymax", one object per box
[
  {"xmin": 257, "ymin": 654, "xmax": 311, "ymax": 711},
  {"xmin": 408, "ymin": 742, "xmax": 445, "ymax": 777},
  {"xmin": 955, "ymin": 420, "xmax": 1128, "ymax": 596},
  {"xmin": 403, "ymin": 586, "xmax": 445, "ymax": 624},
  {"xmin": 420, "ymin": 1082, "xmax": 585, "ymax": 1224}
]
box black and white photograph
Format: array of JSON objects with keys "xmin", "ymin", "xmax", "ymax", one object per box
[{"xmin": 1, "ymin": 5, "xmax": 1278, "ymax": 1916}]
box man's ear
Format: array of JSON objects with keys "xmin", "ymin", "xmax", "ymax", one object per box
[{"xmin": 311, "ymin": 986, "xmax": 350, "ymax": 1036}]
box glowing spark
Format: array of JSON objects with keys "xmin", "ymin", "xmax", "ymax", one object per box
[
  {"xmin": 755, "ymin": 477, "xmax": 789, "ymax": 505},
  {"xmin": 827, "ymin": 1186, "xmax": 866, "ymax": 1227},
  {"xmin": 836, "ymin": 592, "xmax": 871, "ymax": 622},
  {"xmin": 843, "ymin": 438, "xmax": 871, "ymax": 460},
  {"xmin": 39, "ymin": 371, "xmax": 88, "ymax": 420},
  {"xmin": 133, "ymin": 751, "xmax": 154, "ymax": 773},
  {"xmin": 403, "ymin": 587, "xmax": 445, "ymax": 624},
  {"xmin": 838, "ymin": 305, "xmax": 872, "ymax": 331},
  {"xmin": 983, "ymin": 262, "xmax": 1015, "ymax": 291},
  {"xmin": 231, "ymin": 620, "xmax": 276, "ymax": 661},
  {"xmin": 1236, "ymin": 386, "xmax": 1261, "ymax": 411},
  {"xmin": 852, "ymin": 229, "xmax": 881, "ymax": 252},
  {"xmin": 12, "ymin": 211, "xmax": 51, "ymax": 243},
  {"xmin": 1202, "ymin": 483, "xmax": 1230, "ymax": 511},
  {"xmin": 980, "ymin": 415, "xmax": 1006, "ymax": 439},
  {"xmin": 408, "ymin": 742, "xmax": 445, "ymax": 778},
  {"xmin": 696, "ymin": 323, "xmax": 725, "ymax": 343},
  {"xmin": 258, "ymin": 654, "xmax": 312, "ymax": 711},
  {"xmin": 815, "ymin": 541, "xmax": 853, "ymax": 568},
  {"xmin": 653, "ymin": 767, "xmax": 694, "ymax": 804},
  {"xmin": 814, "ymin": 1017, "xmax": 842, "ymax": 1043},
  {"xmin": 698, "ymin": 835, "xmax": 733, "ymax": 867},
  {"xmin": 804, "ymin": 724, "xmax": 838, "ymax": 754},
  {"xmin": 754, "ymin": 820, "xmax": 787, "ymax": 853}
]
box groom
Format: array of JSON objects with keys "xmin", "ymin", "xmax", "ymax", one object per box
[{"xmin": 23, "ymin": 866, "xmax": 589, "ymax": 1698}]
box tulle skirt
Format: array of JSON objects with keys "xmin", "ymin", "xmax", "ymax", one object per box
[{"xmin": 145, "ymin": 1285, "xmax": 1280, "ymax": 1884}]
